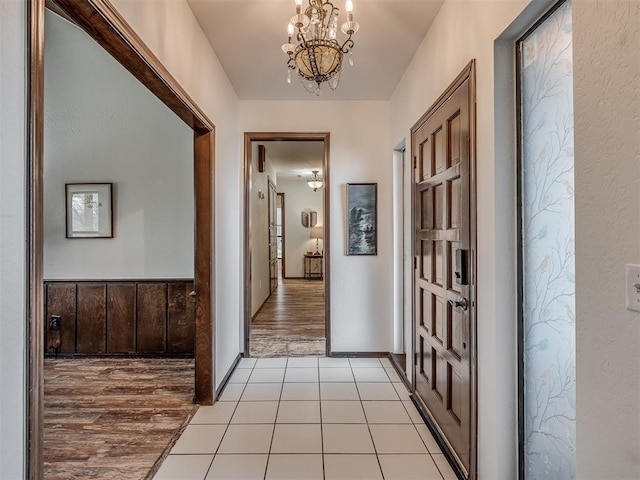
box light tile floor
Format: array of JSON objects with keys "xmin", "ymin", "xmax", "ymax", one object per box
[{"xmin": 154, "ymin": 357, "xmax": 458, "ymax": 480}]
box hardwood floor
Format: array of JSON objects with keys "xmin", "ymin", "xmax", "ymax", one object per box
[
  {"xmin": 44, "ymin": 358, "xmax": 195, "ymax": 480},
  {"xmin": 250, "ymin": 278, "xmax": 325, "ymax": 357}
]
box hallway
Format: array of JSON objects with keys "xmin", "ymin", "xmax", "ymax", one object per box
[
  {"xmin": 153, "ymin": 357, "xmax": 457, "ymax": 480},
  {"xmin": 250, "ymin": 280, "xmax": 325, "ymax": 357}
]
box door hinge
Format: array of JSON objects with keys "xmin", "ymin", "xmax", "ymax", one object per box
[
  {"xmin": 413, "ymin": 257, "xmax": 417, "ymax": 270},
  {"xmin": 413, "ymin": 156, "xmax": 417, "ymax": 169}
]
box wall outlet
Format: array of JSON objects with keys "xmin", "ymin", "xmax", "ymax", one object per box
[{"xmin": 625, "ymin": 264, "xmax": 640, "ymax": 312}]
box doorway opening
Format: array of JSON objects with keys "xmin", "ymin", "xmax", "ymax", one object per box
[
  {"xmin": 277, "ymin": 193, "xmax": 285, "ymax": 280},
  {"xmin": 244, "ymin": 133, "xmax": 330, "ymax": 357},
  {"xmin": 392, "ymin": 142, "xmax": 411, "ymax": 382},
  {"xmin": 28, "ymin": 1, "xmax": 215, "ymax": 477}
]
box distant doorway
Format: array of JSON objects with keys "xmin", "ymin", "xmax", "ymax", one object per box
[
  {"xmin": 277, "ymin": 193, "xmax": 285, "ymax": 279},
  {"xmin": 244, "ymin": 133, "xmax": 330, "ymax": 357}
]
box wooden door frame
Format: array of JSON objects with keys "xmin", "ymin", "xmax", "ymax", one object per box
[
  {"xmin": 410, "ymin": 60, "xmax": 477, "ymax": 479},
  {"xmin": 277, "ymin": 193, "xmax": 286, "ymax": 278},
  {"xmin": 27, "ymin": 1, "xmax": 216, "ymax": 477},
  {"xmin": 243, "ymin": 133, "xmax": 331, "ymax": 356}
]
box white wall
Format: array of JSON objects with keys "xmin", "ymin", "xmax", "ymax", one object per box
[
  {"xmin": 240, "ymin": 101, "xmax": 392, "ymax": 352},
  {"xmin": 44, "ymin": 11, "xmax": 193, "ymax": 280},
  {"xmin": 250, "ymin": 144, "xmax": 276, "ymax": 316},
  {"xmin": 389, "ymin": 0, "xmax": 530, "ymax": 477},
  {"xmin": 0, "ymin": 1, "xmax": 26, "ymax": 477},
  {"xmin": 573, "ymin": 1, "xmax": 640, "ymax": 478},
  {"xmin": 110, "ymin": 0, "xmax": 241, "ymax": 389},
  {"xmin": 278, "ymin": 177, "xmax": 324, "ymax": 278}
]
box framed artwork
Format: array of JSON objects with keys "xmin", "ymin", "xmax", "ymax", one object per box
[
  {"xmin": 65, "ymin": 183, "xmax": 113, "ymax": 238},
  {"xmin": 346, "ymin": 183, "xmax": 377, "ymax": 255}
]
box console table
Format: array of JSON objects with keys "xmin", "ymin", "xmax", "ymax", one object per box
[{"xmin": 303, "ymin": 254, "xmax": 323, "ymax": 280}]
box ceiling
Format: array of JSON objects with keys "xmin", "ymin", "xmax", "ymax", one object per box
[
  {"xmin": 261, "ymin": 141, "xmax": 324, "ymax": 178},
  {"xmin": 186, "ymin": 0, "xmax": 444, "ymax": 100}
]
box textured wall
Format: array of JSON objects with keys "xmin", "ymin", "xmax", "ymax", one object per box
[
  {"xmin": 44, "ymin": 11, "xmax": 194, "ymax": 280},
  {"xmin": 110, "ymin": 0, "xmax": 241, "ymax": 389},
  {"xmin": 573, "ymin": 1, "xmax": 640, "ymax": 478},
  {"xmin": 0, "ymin": 1, "xmax": 27, "ymax": 477},
  {"xmin": 250, "ymin": 144, "xmax": 276, "ymax": 316}
]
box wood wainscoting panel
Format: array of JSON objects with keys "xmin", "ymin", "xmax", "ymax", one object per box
[
  {"xmin": 76, "ymin": 284, "xmax": 107, "ymax": 353},
  {"xmin": 44, "ymin": 280, "xmax": 194, "ymax": 356},
  {"xmin": 137, "ymin": 283, "xmax": 168, "ymax": 353},
  {"xmin": 167, "ymin": 282, "xmax": 195, "ymax": 354},
  {"xmin": 45, "ymin": 283, "xmax": 77, "ymax": 354},
  {"xmin": 107, "ymin": 284, "xmax": 136, "ymax": 353}
]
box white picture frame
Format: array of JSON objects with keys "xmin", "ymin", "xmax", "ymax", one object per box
[{"xmin": 65, "ymin": 183, "xmax": 113, "ymax": 238}]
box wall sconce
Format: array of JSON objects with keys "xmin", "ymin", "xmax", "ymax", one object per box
[{"xmin": 301, "ymin": 209, "xmax": 317, "ymax": 228}]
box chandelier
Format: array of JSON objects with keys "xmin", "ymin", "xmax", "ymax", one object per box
[
  {"xmin": 282, "ymin": 0, "xmax": 359, "ymax": 95},
  {"xmin": 307, "ymin": 170, "xmax": 324, "ymax": 191}
]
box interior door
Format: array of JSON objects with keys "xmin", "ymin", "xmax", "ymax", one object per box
[{"xmin": 412, "ymin": 66, "xmax": 475, "ymax": 476}]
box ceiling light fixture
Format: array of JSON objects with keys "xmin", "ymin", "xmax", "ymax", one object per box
[
  {"xmin": 282, "ymin": 0, "xmax": 359, "ymax": 96},
  {"xmin": 307, "ymin": 170, "xmax": 324, "ymax": 191}
]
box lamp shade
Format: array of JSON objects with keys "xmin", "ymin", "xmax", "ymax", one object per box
[{"xmin": 310, "ymin": 226, "xmax": 324, "ymax": 240}]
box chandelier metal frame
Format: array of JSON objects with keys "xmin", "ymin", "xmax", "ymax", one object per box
[{"xmin": 282, "ymin": 0, "xmax": 359, "ymax": 95}]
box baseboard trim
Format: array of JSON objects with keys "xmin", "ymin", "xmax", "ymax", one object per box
[
  {"xmin": 410, "ymin": 393, "xmax": 466, "ymax": 480},
  {"xmin": 330, "ymin": 351, "xmax": 389, "ymax": 358},
  {"xmin": 214, "ymin": 353, "xmax": 242, "ymax": 400},
  {"xmin": 389, "ymin": 353, "xmax": 411, "ymax": 390}
]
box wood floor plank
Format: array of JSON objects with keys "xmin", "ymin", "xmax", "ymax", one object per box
[
  {"xmin": 250, "ymin": 279, "xmax": 326, "ymax": 357},
  {"xmin": 44, "ymin": 358, "xmax": 195, "ymax": 480}
]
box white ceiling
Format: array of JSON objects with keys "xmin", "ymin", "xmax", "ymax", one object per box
[
  {"xmin": 260, "ymin": 141, "xmax": 324, "ymax": 178},
  {"xmin": 186, "ymin": 0, "xmax": 444, "ymax": 100}
]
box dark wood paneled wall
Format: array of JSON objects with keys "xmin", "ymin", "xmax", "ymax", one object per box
[{"xmin": 44, "ymin": 280, "xmax": 195, "ymax": 356}]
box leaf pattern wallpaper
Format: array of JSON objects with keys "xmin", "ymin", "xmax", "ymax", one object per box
[{"xmin": 520, "ymin": 1, "xmax": 575, "ymax": 479}]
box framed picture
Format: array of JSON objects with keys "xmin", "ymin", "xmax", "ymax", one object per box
[
  {"xmin": 65, "ymin": 183, "xmax": 113, "ymax": 238},
  {"xmin": 346, "ymin": 183, "xmax": 377, "ymax": 255}
]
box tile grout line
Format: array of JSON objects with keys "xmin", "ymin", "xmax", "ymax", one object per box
[
  {"xmin": 263, "ymin": 357, "xmax": 287, "ymax": 480},
  {"xmin": 317, "ymin": 358, "xmax": 326, "ymax": 480},
  {"xmin": 185, "ymin": 358, "xmax": 253, "ymax": 480},
  {"xmin": 396, "ymin": 382, "xmax": 446, "ymax": 480},
  {"xmin": 352, "ymin": 362, "xmax": 387, "ymax": 480},
  {"xmin": 198, "ymin": 359, "xmax": 255, "ymax": 480}
]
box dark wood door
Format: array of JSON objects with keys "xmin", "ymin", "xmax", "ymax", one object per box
[{"xmin": 412, "ymin": 66, "xmax": 475, "ymax": 476}]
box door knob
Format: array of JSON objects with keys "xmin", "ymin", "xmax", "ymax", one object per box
[
  {"xmin": 189, "ymin": 291, "xmax": 197, "ymax": 297},
  {"xmin": 448, "ymin": 297, "xmax": 469, "ymax": 311}
]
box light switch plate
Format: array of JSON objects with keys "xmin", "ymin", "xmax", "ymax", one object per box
[{"xmin": 625, "ymin": 264, "xmax": 640, "ymax": 312}]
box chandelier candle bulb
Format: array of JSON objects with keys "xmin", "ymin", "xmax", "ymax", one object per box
[{"xmin": 346, "ymin": 0, "xmax": 353, "ymax": 21}]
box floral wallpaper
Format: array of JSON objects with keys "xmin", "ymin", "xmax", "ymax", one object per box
[{"xmin": 521, "ymin": 2, "xmax": 575, "ymax": 479}]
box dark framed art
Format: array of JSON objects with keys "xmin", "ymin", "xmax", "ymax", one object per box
[
  {"xmin": 346, "ymin": 183, "xmax": 377, "ymax": 255},
  {"xmin": 65, "ymin": 183, "xmax": 113, "ymax": 238}
]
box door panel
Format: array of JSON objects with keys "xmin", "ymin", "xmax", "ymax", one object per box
[{"xmin": 412, "ymin": 71, "xmax": 474, "ymax": 476}]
